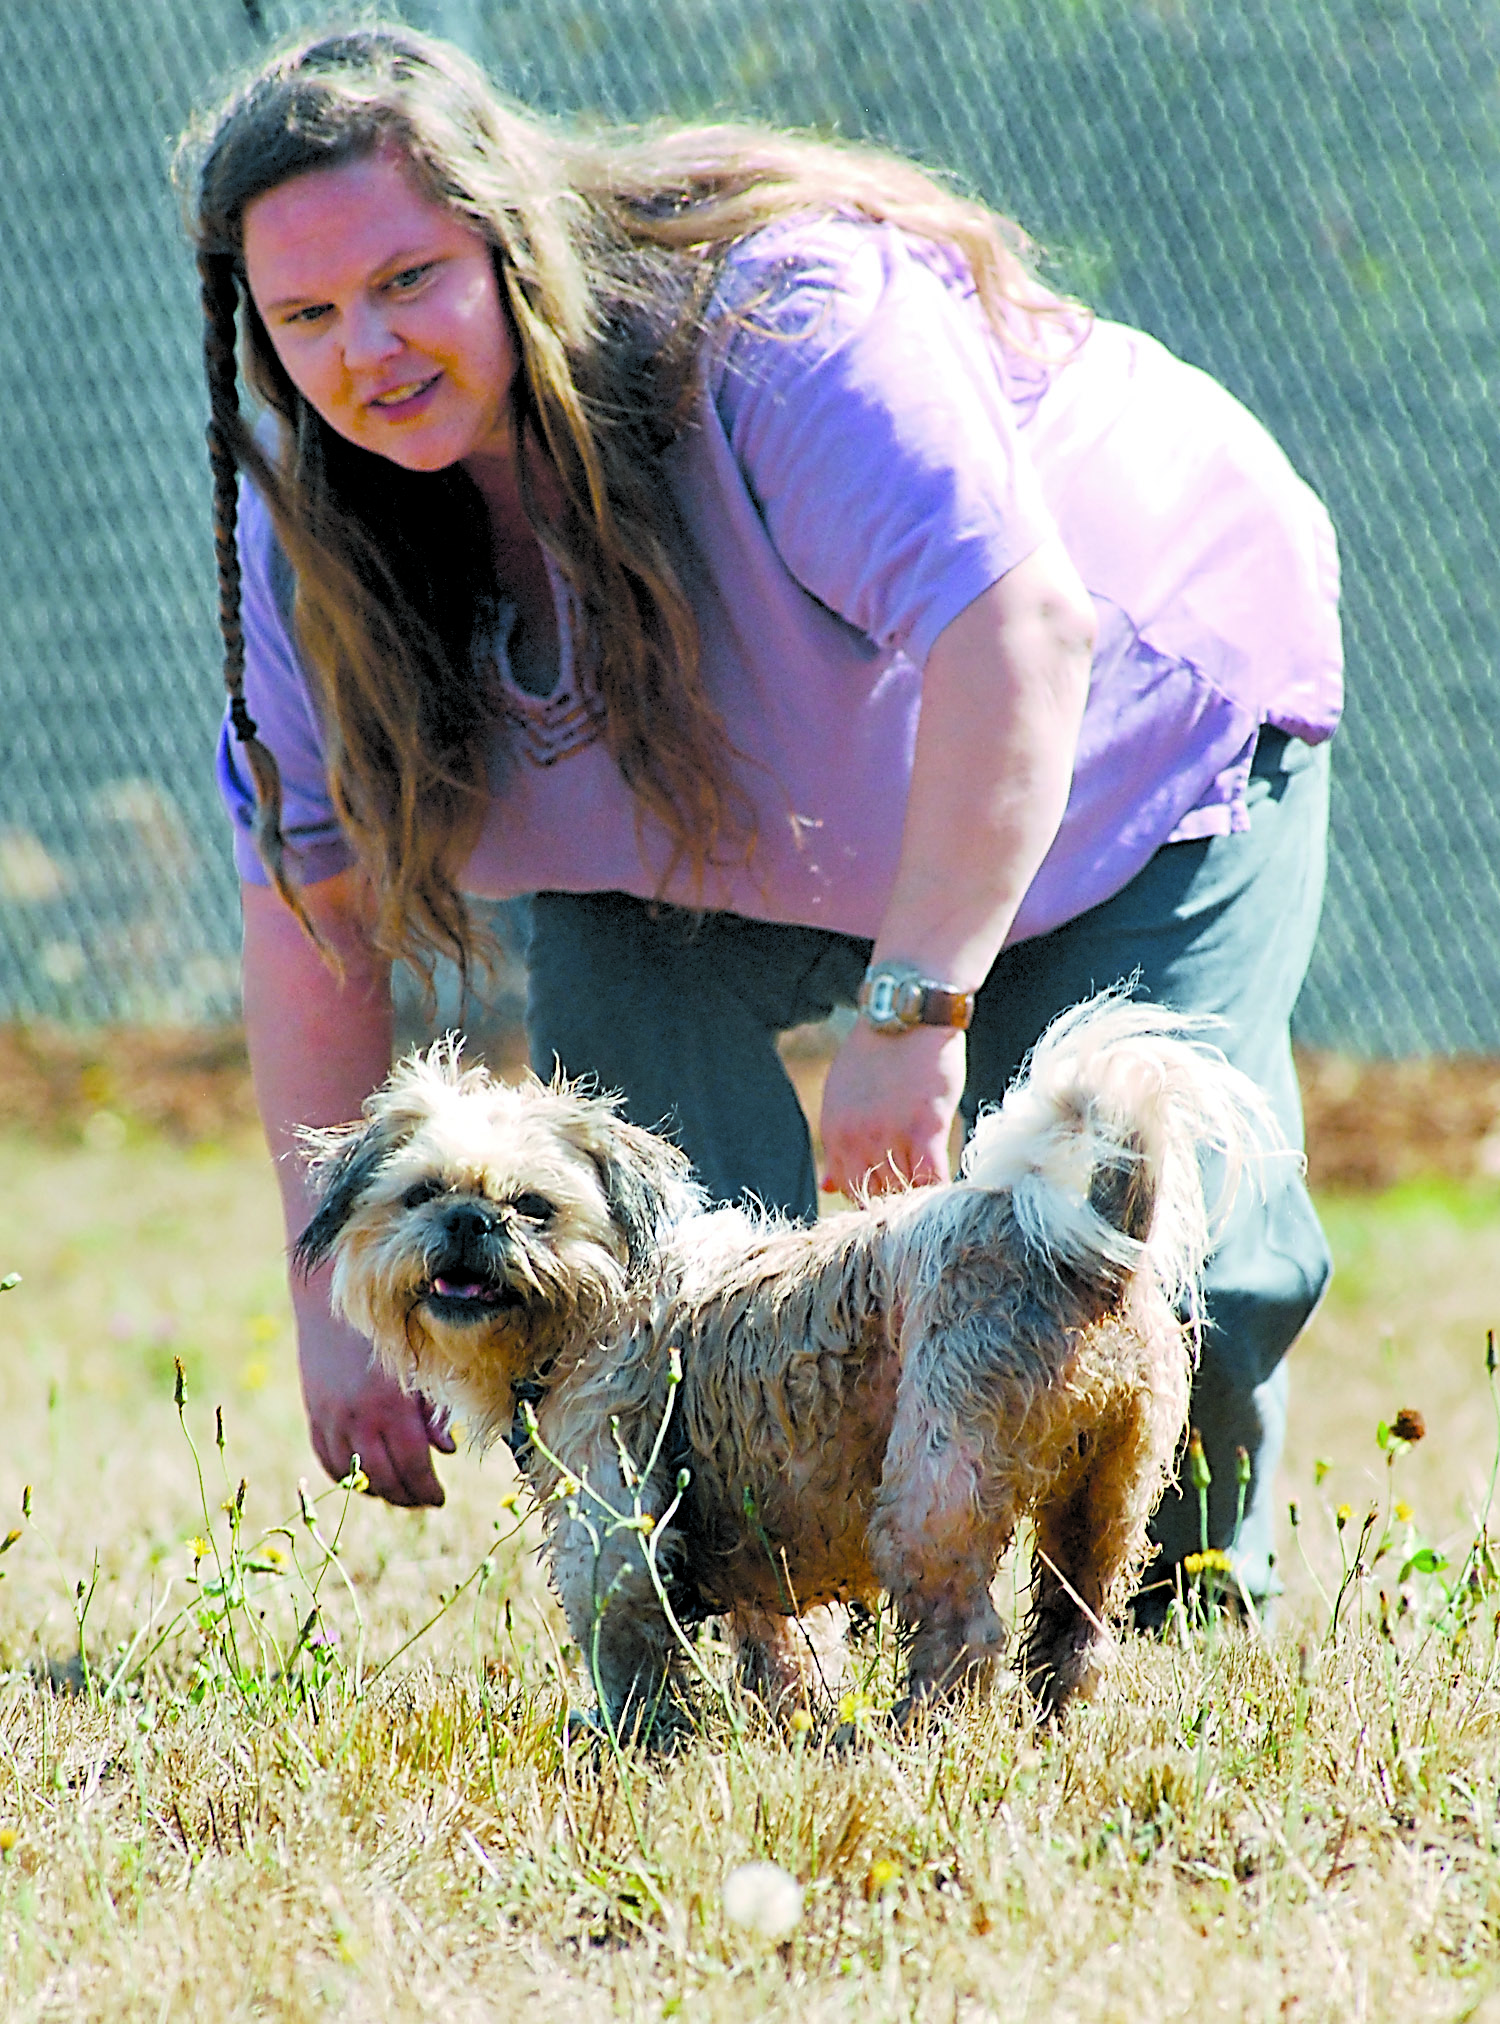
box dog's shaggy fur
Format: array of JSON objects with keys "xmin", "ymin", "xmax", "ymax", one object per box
[{"xmin": 296, "ymin": 993, "xmax": 1276, "ymax": 1730}]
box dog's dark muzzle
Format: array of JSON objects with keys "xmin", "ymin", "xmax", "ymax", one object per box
[{"xmin": 419, "ymin": 1203, "xmax": 531, "ymax": 1325}]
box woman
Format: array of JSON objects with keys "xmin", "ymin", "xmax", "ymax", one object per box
[{"xmin": 184, "ymin": 25, "xmax": 1340, "ymax": 1619}]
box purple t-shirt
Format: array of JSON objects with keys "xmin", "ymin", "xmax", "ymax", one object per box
[{"xmin": 219, "ymin": 216, "xmax": 1342, "ymax": 943}]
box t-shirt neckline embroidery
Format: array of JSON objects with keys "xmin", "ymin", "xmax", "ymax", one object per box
[{"xmin": 482, "ymin": 579, "xmax": 606, "ymax": 769}]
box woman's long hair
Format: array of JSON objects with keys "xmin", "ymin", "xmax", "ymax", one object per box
[{"xmin": 181, "ymin": 24, "xmax": 1068, "ymax": 981}]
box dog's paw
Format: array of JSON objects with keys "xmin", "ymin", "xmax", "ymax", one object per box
[
  {"xmin": 890, "ymin": 1690, "xmax": 941, "ymax": 1738},
  {"xmin": 564, "ymin": 1697, "xmax": 697, "ymax": 1756},
  {"xmin": 562, "ymin": 1704, "xmax": 610, "ymax": 1758}
]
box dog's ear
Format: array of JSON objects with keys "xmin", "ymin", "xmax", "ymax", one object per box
[
  {"xmin": 595, "ymin": 1128, "xmax": 678, "ymax": 1274},
  {"xmin": 293, "ymin": 1115, "xmax": 408, "ymax": 1278},
  {"xmin": 565, "ymin": 1103, "xmax": 694, "ymax": 1274}
]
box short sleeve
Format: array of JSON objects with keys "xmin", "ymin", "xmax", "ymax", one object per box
[
  {"xmin": 709, "ymin": 221, "xmax": 1058, "ymax": 667},
  {"xmin": 214, "ymin": 482, "xmax": 355, "ymax": 887}
]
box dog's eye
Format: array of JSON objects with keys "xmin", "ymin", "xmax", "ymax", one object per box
[
  {"xmin": 401, "ymin": 1179, "xmax": 444, "ymax": 1210},
  {"xmin": 511, "ymin": 1192, "xmax": 555, "ymax": 1224}
]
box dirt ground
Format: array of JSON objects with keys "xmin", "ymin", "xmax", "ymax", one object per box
[{"xmin": 3, "ymin": 1019, "xmax": 1500, "ymax": 1192}]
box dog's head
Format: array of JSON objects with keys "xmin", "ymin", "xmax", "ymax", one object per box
[{"xmin": 294, "ymin": 1040, "xmax": 699, "ymax": 1445}]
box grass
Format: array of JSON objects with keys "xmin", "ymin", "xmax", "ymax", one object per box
[{"xmin": 3, "ymin": 1125, "xmax": 1500, "ymax": 2019}]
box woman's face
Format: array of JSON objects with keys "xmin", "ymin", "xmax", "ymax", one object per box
[{"xmin": 243, "ymin": 150, "xmax": 518, "ymax": 476}]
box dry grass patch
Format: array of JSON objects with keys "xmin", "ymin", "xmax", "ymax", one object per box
[
  {"xmin": 7, "ymin": 1626, "xmax": 1500, "ymax": 2020},
  {"xmin": 3, "ymin": 1121, "xmax": 1500, "ymax": 2020}
]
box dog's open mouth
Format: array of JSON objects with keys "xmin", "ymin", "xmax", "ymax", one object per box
[{"xmin": 421, "ymin": 1275, "xmax": 526, "ymax": 1323}]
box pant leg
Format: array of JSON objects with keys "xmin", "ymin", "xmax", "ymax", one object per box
[
  {"xmin": 525, "ymin": 891, "xmax": 868, "ymax": 1219},
  {"xmin": 963, "ymin": 732, "xmax": 1332, "ymax": 1610}
]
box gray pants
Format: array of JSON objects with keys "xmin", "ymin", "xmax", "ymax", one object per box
[{"xmin": 526, "ymin": 730, "xmax": 1332, "ymax": 1609}]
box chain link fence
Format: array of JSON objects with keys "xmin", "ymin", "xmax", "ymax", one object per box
[{"xmin": 2, "ymin": 0, "xmax": 1498, "ymax": 1049}]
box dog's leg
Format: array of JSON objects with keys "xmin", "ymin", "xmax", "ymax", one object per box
[
  {"xmin": 869, "ymin": 1406, "xmax": 1018, "ymax": 1718},
  {"xmin": 1023, "ymin": 1383, "xmax": 1169, "ymax": 1717},
  {"xmin": 544, "ymin": 1444, "xmax": 683, "ymax": 1740},
  {"xmin": 728, "ymin": 1603, "xmax": 851, "ymax": 1718}
]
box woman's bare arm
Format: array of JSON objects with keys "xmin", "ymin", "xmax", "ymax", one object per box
[
  {"xmin": 241, "ymin": 871, "xmax": 455, "ymax": 1506},
  {"xmin": 819, "ymin": 536, "xmax": 1096, "ymax": 1193}
]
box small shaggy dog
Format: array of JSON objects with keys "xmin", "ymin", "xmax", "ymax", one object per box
[{"xmin": 295, "ymin": 993, "xmax": 1273, "ymax": 1732}]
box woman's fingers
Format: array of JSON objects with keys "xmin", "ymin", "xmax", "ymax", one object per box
[
  {"xmin": 313, "ymin": 1392, "xmax": 448, "ymax": 1508},
  {"xmin": 367, "ymin": 1419, "xmax": 449, "ymax": 1509},
  {"xmin": 299, "ymin": 1316, "xmax": 448, "ymax": 1506}
]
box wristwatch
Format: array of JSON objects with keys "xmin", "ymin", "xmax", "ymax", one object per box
[{"xmin": 856, "ymin": 961, "xmax": 975, "ymax": 1035}]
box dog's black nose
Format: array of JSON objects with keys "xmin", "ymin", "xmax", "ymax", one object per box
[{"xmin": 442, "ymin": 1202, "xmax": 497, "ymax": 1244}]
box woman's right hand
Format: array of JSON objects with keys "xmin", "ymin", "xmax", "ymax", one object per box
[
  {"xmin": 295, "ymin": 1291, "xmax": 455, "ymax": 1507},
  {"xmin": 241, "ymin": 870, "xmax": 452, "ymax": 1508}
]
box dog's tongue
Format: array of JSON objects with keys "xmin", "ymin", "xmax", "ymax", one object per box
[{"xmin": 432, "ymin": 1276, "xmax": 488, "ymax": 1301}]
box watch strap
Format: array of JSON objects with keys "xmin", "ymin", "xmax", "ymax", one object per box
[{"xmin": 915, "ymin": 982, "xmax": 975, "ymax": 1030}]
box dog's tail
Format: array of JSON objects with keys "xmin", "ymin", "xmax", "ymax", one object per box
[{"xmin": 960, "ymin": 988, "xmax": 1286, "ymax": 1308}]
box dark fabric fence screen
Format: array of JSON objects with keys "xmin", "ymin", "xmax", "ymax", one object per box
[{"xmin": 3, "ymin": 0, "xmax": 1497, "ymax": 1049}]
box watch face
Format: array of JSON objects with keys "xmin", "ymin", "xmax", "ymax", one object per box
[
  {"xmin": 861, "ymin": 967, "xmax": 925, "ymax": 1030},
  {"xmin": 864, "ymin": 973, "xmax": 901, "ymax": 1025}
]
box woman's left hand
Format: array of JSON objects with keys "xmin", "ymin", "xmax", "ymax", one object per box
[{"xmin": 818, "ymin": 1020, "xmax": 968, "ymax": 1196}]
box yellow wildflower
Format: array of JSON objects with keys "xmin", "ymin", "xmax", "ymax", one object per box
[{"xmin": 1182, "ymin": 1548, "xmax": 1235, "ymax": 1578}]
